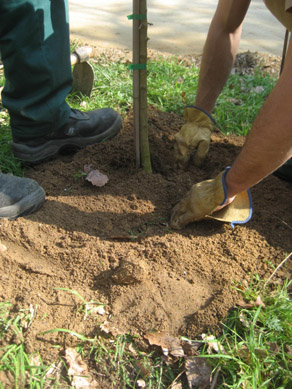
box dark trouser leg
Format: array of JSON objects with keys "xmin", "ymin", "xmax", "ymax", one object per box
[
  {"xmin": 274, "ymin": 158, "xmax": 292, "ymax": 182},
  {"xmin": 0, "ymin": 0, "xmax": 72, "ymax": 139}
]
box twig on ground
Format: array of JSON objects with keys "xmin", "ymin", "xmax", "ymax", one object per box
[
  {"xmin": 263, "ymin": 251, "xmax": 292, "ymax": 289},
  {"xmin": 167, "ymin": 368, "xmax": 186, "ymax": 389},
  {"xmin": 210, "ymin": 366, "xmax": 221, "ymax": 389},
  {"xmin": 260, "ymin": 210, "xmax": 292, "ymax": 231}
]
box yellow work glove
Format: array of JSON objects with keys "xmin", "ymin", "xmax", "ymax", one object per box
[
  {"xmin": 174, "ymin": 106, "xmax": 216, "ymax": 169},
  {"xmin": 170, "ymin": 167, "xmax": 252, "ymax": 230}
]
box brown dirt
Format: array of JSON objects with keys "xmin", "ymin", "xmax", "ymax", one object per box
[{"xmin": 0, "ymin": 50, "xmax": 291, "ymax": 379}]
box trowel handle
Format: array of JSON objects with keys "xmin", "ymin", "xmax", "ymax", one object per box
[{"xmin": 70, "ymin": 46, "xmax": 94, "ymax": 65}]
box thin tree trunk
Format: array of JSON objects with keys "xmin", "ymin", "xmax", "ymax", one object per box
[
  {"xmin": 132, "ymin": 0, "xmax": 152, "ymax": 172},
  {"xmin": 132, "ymin": 0, "xmax": 141, "ymax": 168},
  {"xmin": 139, "ymin": 0, "xmax": 152, "ymax": 173}
]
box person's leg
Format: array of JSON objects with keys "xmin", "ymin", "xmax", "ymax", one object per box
[
  {"xmin": 195, "ymin": 0, "xmax": 251, "ymax": 113},
  {"xmin": 0, "ymin": 0, "xmax": 122, "ymax": 164},
  {"xmin": 274, "ymin": 158, "xmax": 292, "ymax": 181},
  {"xmin": 0, "ymin": 0, "xmax": 72, "ymax": 138},
  {"xmin": 11, "ymin": 107, "xmax": 122, "ymax": 164}
]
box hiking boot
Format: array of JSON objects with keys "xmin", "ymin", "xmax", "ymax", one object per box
[
  {"xmin": 0, "ymin": 173, "xmax": 45, "ymax": 219},
  {"xmin": 12, "ymin": 108, "xmax": 122, "ymax": 164},
  {"xmin": 273, "ymin": 158, "xmax": 292, "ymax": 182}
]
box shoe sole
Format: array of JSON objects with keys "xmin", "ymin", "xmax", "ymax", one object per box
[
  {"xmin": 12, "ymin": 114, "xmax": 122, "ymax": 164},
  {"xmin": 0, "ymin": 186, "xmax": 46, "ymax": 220}
]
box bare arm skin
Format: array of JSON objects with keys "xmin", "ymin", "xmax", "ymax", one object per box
[
  {"xmin": 195, "ymin": 0, "xmax": 251, "ymax": 113},
  {"xmin": 196, "ymin": 0, "xmax": 292, "ymax": 199},
  {"xmin": 173, "ymin": 0, "xmax": 251, "ymax": 169},
  {"xmin": 171, "ymin": 0, "xmax": 292, "ymax": 228},
  {"xmin": 225, "ymin": 36, "xmax": 292, "ymax": 198}
]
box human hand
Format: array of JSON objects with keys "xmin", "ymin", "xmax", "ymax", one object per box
[
  {"xmin": 174, "ymin": 106, "xmax": 216, "ymax": 169},
  {"xmin": 170, "ymin": 168, "xmax": 252, "ymax": 230}
]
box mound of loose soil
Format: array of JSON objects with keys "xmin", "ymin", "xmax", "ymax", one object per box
[
  {"xmin": 1, "ymin": 105, "xmax": 291, "ymax": 359},
  {"xmin": 0, "ymin": 51, "xmax": 291, "ymax": 376}
]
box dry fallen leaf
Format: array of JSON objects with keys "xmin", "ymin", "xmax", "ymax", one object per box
[
  {"xmin": 201, "ymin": 334, "xmax": 226, "ymax": 354},
  {"xmin": 182, "ymin": 340, "xmax": 203, "ymax": 356},
  {"xmin": 65, "ymin": 347, "xmax": 98, "ymax": 388},
  {"xmin": 83, "ymin": 164, "xmax": 109, "ymax": 187},
  {"xmin": 237, "ymin": 345, "xmax": 251, "ymax": 363},
  {"xmin": 185, "ymin": 356, "xmax": 212, "ymax": 388},
  {"xmin": 86, "ymin": 169, "xmax": 108, "ymax": 187},
  {"xmin": 144, "ymin": 331, "xmax": 184, "ymax": 358},
  {"xmin": 238, "ymin": 345, "xmax": 268, "ymax": 362},
  {"xmin": 161, "ymin": 354, "xmax": 176, "ymax": 366},
  {"xmin": 99, "ymin": 320, "xmax": 124, "ymax": 337}
]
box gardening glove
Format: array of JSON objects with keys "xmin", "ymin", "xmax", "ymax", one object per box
[
  {"xmin": 174, "ymin": 106, "xmax": 216, "ymax": 169},
  {"xmin": 170, "ymin": 167, "xmax": 252, "ymax": 230}
]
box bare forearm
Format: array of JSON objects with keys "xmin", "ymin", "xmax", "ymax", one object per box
[
  {"xmin": 195, "ymin": 0, "xmax": 250, "ymax": 113},
  {"xmin": 195, "ymin": 22, "xmax": 241, "ymax": 113},
  {"xmin": 226, "ymin": 39, "xmax": 292, "ymax": 196}
]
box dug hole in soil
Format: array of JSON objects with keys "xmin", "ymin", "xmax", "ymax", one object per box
[{"xmin": 0, "ymin": 50, "xmax": 291, "ymax": 368}]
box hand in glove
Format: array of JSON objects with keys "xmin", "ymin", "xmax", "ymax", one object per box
[
  {"xmin": 170, "ymin": 167, "xmax": 252, "ymax": 230},
  {"xmin": 174, "ymin": 106, "xmax": 216, "ymax": 169}
]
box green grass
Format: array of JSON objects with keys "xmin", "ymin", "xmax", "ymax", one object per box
[
  {"xmin": 2, "ymin": 276, "xmax": 292, "ymax": 388},
  {"xmin": 0, "ymin": 302, "xmax": 54, "ymax": 388},
  {"xmin": 74, "ymin": 333, "xmax": 182, "ymax": 388},
  {"xmin": 38, "ymin": 327, "xmax": 184, "ymax": 388},
  {"xmin": 0, "ymin": 52, "xmax": 277, "ymax": 174},
  {"xmin": 214, "ymin": 69, "xmax": 276, "ymax": 135},
  {"xmin": 68, "ymin": 56, "xmax": 276, "ymax": 137},
  {"xmin": 0, "ymin": 105, "xmax": 23, "ymax": 176},
  {"xmin": 196, "ymin": 275, "xmax": 292, "ymax": 388},
  {"xmin": 0, "ymin": 294, "xmax": 182, "ymax": 388}
]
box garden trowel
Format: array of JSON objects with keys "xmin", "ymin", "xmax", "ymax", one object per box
[{"xmin": 71, "ymin": 46, "xmax": 94, "ymax": 97}]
